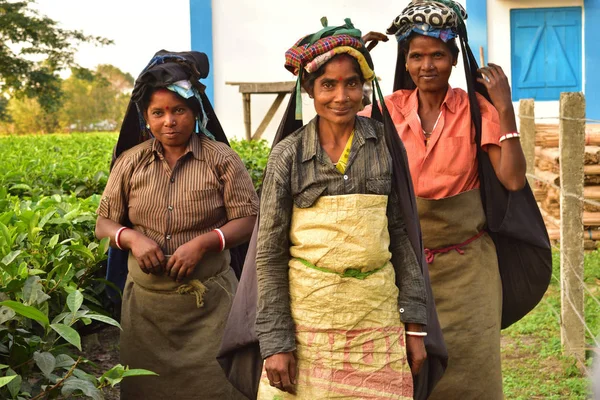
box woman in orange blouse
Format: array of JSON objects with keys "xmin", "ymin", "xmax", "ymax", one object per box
[{"xmin": 360, "ymin": 2, "xmax": 526, "ymax": 399}]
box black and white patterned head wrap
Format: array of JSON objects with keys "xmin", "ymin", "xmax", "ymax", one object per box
[{"xmin": 387, "ymin": 0, "xmax": 468, "ymax": 43}]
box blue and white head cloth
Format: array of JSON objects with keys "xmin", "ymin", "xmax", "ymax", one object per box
[
  {"xmin": 387, "ymin": 0, "xmax": 468, "ymax": 43},
  {"xmin": 162, "ymin": 79, "xmax": 214, "ymax": 140}
]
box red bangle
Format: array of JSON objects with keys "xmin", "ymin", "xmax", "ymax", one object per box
[
  {"xmin": 115, "ymin": 227, "xmax": 129, "ymax": 250},
  {"xmin": 213, "ymin": 228, "xmax": 226, "ymax": 252}
]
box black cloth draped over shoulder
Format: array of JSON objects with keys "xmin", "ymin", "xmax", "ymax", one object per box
[
  {"xmin": 217, "ymin": 75, "xmax": 448, "ymax": 400},
  {"xmin": 392, "ymin": 28, "xmax": 552, "ymax": 329},
  {"xmin": 104, "ymin": 50, "xmax": 247, "ymax": 303}
]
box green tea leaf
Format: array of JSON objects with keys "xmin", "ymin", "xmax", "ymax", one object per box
[
  {"xmin": 50, "ymin": 323, "xmax": 81, "ymax": 350},
  {"xmin": 88, "ymin": 314, "xmax": 121, "ymax": 329},
  {"xmin": 33, "ymin": 351, "xmax": 56, "ymax": 377},
  {"xmin": 22, "ymin": 276, "xmax": 51, "ymax": 305},
  {"xmin": 28, "ymin": 269, "xmax": 46, "ymax": 276},
  {"xmin": 0, "ymin": 222, "xmax": 11, "ymax": 248},
  {"xmin": 55, "ymin": 354, "xmax": 75, "ymax": 369},
  {"xmin": 66, "ymin": 290, "xmax": 84, "ymax": 313},
  {"xmin": 100, "ymin": 364, "xmax": 157, "ymax": 387},
  {"xmin": 61, "ymin": 377, "xmax": 103, "ymax": 400},
  {"xmin": 52, "ymin": 312, "xmax": 68, "ymax": 325},
  {"xmin": 17, "ymin": 262, "xmax": 28, "ymax": 279},
  {"xmin": 39, "ymin": 210, "xmax": 56, "ymax": 228},
  {"xmin": 9, "ymin": 184, "xmax": 32, "ymax": 192},
  {"xmin": 48, "ymin": 234, "xmax": 59, "ymax": 248},
  {"xmin": 0, "ymin": 306, "xmax": 16, "ymax": 325},
  {"xmin": 0, "ymin": 375, "xmax": 16, "ymax": 389},
  {"xmin": 1, "ymin": 250, "xmax": 22, "ymax": 266},
  {"xmin": 69, "ymin": 244, "xmax": 94, "ymax": 260},
  {"xmin": 0, "ymin": 301, "xmax": 49, "ymax": 327},
  {"xmin": 5, "ymin": 368, "xmax": 21, "ymax": 398},
  {"xmin": 99, "ymin": 364, "xmax": 125, "ymax": 387},
  {"xmin": 122, "ymin": 368, "xmax": 158, "ymax": 378}
]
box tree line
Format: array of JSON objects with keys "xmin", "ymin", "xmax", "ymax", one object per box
[{"xmin": 0, "ymin": 0, "xmax": 132, "ymax": 134}]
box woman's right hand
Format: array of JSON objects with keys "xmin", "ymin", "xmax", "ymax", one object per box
[
  {"xmin": 362, "ymin": 31, "xmax": 389, "ymax": 51},
  {"xmin": 121, "ymin": 229, "xmax": 165, "ymax": 275},
  {"xmin": 264, "ymin": 352, "xmax": 297, "ymax": 394}
]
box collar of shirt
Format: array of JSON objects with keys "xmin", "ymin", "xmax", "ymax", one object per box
[
  {"xmin": 300, "ymin": 116, "xmax": 378, "ymax": 163},
  {"xmin": 149, "ymin": 133, "xmax": 204, "ymax": 163},
  {"xmin": 400, "ymin": 85, "xmax": 457, "ymax": 118}
]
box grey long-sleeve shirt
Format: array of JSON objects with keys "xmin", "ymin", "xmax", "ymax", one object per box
[{"xmin": 255, "ymin": 116, "xmax": 427, "ymax": 359}]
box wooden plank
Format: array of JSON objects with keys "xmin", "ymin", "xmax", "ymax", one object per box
[
  {"xmin": 242, "ymin": 93, "xmax": 251, "ymax": 141},
  {"xmin": 226, "ymin": 81, "xmax": 295, "ymax": 94},
  {"xmin": 252, "ymin": 93, "xmax": 286, "ymax": 140},
  {"xmin": 520, "ymin": 99, "xmax": 536, "ymax": 187},
  {"xmin": 559, "ymin": 92, "xmax": 585, "ymax": 361}
]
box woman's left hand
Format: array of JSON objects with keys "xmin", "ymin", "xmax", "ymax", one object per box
[
  {"xmin": 166, "ymin": 240, "xmax": 208, "ymax": 282},
  {"xmin": 406, "ymin": 335, "xmax": 427, "ymax": 376},
  {"xmin": 362, "ymin": 31, "xmax": 389, "ymax": 51},
  {"xmin": 477, "ymin": 63, "xmax": 513, "ymax": 113}
]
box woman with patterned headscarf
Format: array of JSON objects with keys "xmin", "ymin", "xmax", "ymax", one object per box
[
  {"xmin": 231, "ymin": 18, "xmax": 449, "ymax": 400},
  {"xmin": 359, "ymin": 1, "xmax": 552, "ymax": 399},
  {"xmin": 95, "ymin": 50, "xmax": 258, "ymax": 399},
  {"xmin": 217, "ymin": 18, "xmax": 452, "ymax": 400}
]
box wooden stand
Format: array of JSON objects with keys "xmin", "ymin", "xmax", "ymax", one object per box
[{"xmin": 226, "ymin": 81, "xmax": 295, "ymax": 141}]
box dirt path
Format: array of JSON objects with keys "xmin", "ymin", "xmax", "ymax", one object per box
[{"xmin": 81, "ymin": 326, "xmax": 121, "ymax": 400}]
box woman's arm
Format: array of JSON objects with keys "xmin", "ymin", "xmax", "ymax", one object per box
[
  {"xmin": 255, "ymin": 147, "xmax": 297, "ymax": 394},
  {"xmin": 478, "ymin": 63, "xmax": 527, "ymax": 191},
  {"xmin": 95, "ymin": 216, "xmax": 165, "ymax": 275},
  {"xmin": 95, "ymin": 154, "xmax": 165, "ymax": 274},
  {"xmin": 387, "ymin": 187, "xmax": 427, "ymax": 375},
  {"xmin": 165, "ymin": 215, "xmax": 256, "ymax": 282}
]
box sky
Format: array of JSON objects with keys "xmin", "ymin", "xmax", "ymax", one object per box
[{"xmin": 34, "ymin": 0, "xmax": 192, "ymax": 78}]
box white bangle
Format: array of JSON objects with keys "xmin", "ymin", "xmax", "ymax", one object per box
[
  {"xmin": 114, "ymin": 226, "xmax": 129, "ymax": 250},
  {"xmin": 499, "ymin": 132, "xmax": 520, "ymax": 143},
  {"xmin": 214, "ymin": 228, "xmax": 226, "ymax": 252},
  {"xmin": 406, "ymin": 331, "xmax": 428, "ymax": 337}
]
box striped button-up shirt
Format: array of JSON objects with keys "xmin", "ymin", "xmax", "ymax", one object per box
[
  {"xmin": 97, "ymin": 133, "xmax": 259, "ymax": 254},
  {"xmin": 255, "ymin": 116, "xmax": 427, "ymax": 359}
]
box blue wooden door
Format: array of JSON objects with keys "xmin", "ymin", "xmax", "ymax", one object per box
[{"xmin": 511, "ymin": 7, "xmax": 582, "ymax": 101}]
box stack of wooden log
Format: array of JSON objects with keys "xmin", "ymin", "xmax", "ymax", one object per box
[{"xmin": 533, "ymin": 124, "xmax": 600, "ymax": 249}]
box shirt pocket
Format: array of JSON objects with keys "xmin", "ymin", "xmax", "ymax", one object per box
[
  {"xmin": 433, "ymin": 136, "xmax": 473, "ymax": 176},
  {"xmin": 366, "ymin": 177, "xmax": 392, "ymax": 195},
  {"xmin": 185, "ymin": 188, "xmax": 225, "ymax": 222},
  {"xmin": 293, "ymin": 184, "xmax": 327, "ymax": 208}
]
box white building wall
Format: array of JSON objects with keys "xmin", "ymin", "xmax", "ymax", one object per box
[
  {"xmin": 211, "ymin": 0, "xmax": 467, "ymax": 142},
  {"xmin": 487, "ymin": 0, "xmax": 584, "ymax": 123}
]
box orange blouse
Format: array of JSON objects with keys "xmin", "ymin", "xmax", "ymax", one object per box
[{"xmin": 360, "ymin": 87, "xmax": 501, "ymax": 199}]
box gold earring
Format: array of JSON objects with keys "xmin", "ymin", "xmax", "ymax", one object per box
[
  {"xmin": 145, "ymin": 123, "xmax": 150, "ymax": 129},
  {"xmin": 347, "ymin": 96, "xmax": 350, "ymax": 101}
]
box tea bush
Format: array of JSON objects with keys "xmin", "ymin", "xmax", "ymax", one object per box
[
  {"xmin": 0, "ymin": 188, "xmax": 154, "ymax": 398},
  {"xmin": 0, "ymin": 133, "xmax": 270, "ymax": 398}
]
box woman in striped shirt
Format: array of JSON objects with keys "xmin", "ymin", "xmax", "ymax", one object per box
[{"xmin": 95, "ymin": 51, "xmax": 258, "ymax": 399}]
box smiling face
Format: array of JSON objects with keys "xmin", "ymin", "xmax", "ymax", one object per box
[
  {"xmin": 309, "ymin": 54, "xmax": 365, "ymax": 126},
  {"xmin": 144, "ymin": 89, "xmax": 196, "ymax": 150},
  {"xmin": 406, "ymin": 35, "xmax": 456, "ymax": 94}
]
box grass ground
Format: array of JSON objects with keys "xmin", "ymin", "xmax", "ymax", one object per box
[{"xmin": 501, "ymin": 250, "xmax": 600, "ymax": 399}]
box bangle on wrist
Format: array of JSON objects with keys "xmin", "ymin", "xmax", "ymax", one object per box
[
  {"xmin": 115, "ymin": 227, "xmax": 130, "ymax": 250},
  {"xmin": 499, "ymin": 132, "xmax": 520, "ymax": 143},
  {"xmin": 213, "ymin": 228, "xmax": 226, "ymax": 252},
  {"xmin": 406, "ymin": 331, "xmax": 428, "ymax": 337}
]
